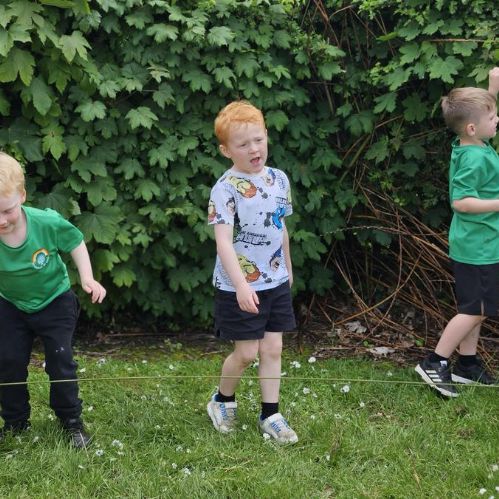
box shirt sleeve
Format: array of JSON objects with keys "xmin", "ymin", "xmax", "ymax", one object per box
[
  {"xmin": 208, "ymin": 181, "xmax": 237, "ymax": 226},
  {"xmin": 49, "ymin": 210, "xmax": 84, "ymax": 252},
  {"xmin": 281, "ymin": 171, "xmax": 293, "ymax": 217},
  {"xmin": 450, "ymin": 151, "xmax": 483, "ymax": 201}
]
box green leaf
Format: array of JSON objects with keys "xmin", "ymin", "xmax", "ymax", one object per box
[
  {"xmin": 59, "ymin": 31, "xmax": 90, "ymax": 62},
  {"xmin": 181, "ymin": 68, "xmax": 212, "ymax": 93},
  {"xmin": 373, "ymin": 92, "xmax": 397, "ymax": 114},
  {"xmin": 234, "ymin": 53, "xmax": 259, "ymax": 78},
  {"xmin": 29, "ymin": 76, "xmax": 53, "ymax": 115},
  {"xmin": 85, "ymin": 177, "xmax": 117, "ymax": 206},
  {"xmin": 76, "ymin": 205, "xmax": 124, "ymax": 244},
  {"xmin": 402, "ymin": 141, "xmax": 426, "ymax": 160},
  {"xmin": 212, "ymin": 66, "xmax": 235, "ymax": 88},
  {"xmin": 429, "ymin": 56, "xmax": 463, "ymax": 83},
  {"xmin": 402, "ymin": 94, "xmax": 428, "ymax": 122},
  {"xmin": 177, "ymin": 136, "xmax": 199, "ymax": 157},
  {"xmin": 274, "ymin": 30, "xmax": 291, "ymax": 48},
  {"xmin": 125, "ymin": 106, "xmax": 159, "ymax": 129},
  {"xmin": 266, "ymin": 110, "xmax": 289, "ymax": 131},
  {"xmin": 345, "ymin": 111, "xmax": 374, "ymax": 136},
  {"xmin": 0, "ymin": 89, "xmax": 10, "ymax": 115},
  {"xmin": 152, "ymin": 83, "xmax": 174, "ymax": 109},
  {"xmin": 41, "ymin": 123, "xmax": 66, "ymax": 160},
  {"xmin": 207, "ymin": 26, "xmax": 234, "ymax": 47},
  {"xmin": 365, "ymin": 137, "xmax": 390, "ymax": 164},
  {"xmin": 75, "ymin": 100, "xmax": 107, "ymax": 122},
  {"xmin": 385, "ymin": 67, "xmax": 410, "ymax": 91},
  {"xmin": 99, "ymin": 80, "xmax": 120, "ymax": 98},
  {"xmin": 399, "ymin": 43, "xmax": 420, "ymax": 64},
  {"xmin": 134, "ymin": 179, "xmax": 161, "ymax": 202},
  {"xmin": 112, "ymin": 265, "xmax": 136, "ymax": 287},
  {"xmin": 0, "ymin": 47, "xmax": 35, "ymax": 85},
  {"xmin": 115, "ymin": 158, "xmax": 145, "ymax": 180},
  {"xmin": 317, "ymin": 61, "xmax": 342, "ymax": 80},
  {"xmin": 146, "ymin": 23, "xmax": 178, "ymax": 42},
  {"xmin": 71, "ymin": 157, "xmax": 107, "ymax": 182}
]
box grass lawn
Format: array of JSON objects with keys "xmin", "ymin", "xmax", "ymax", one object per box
[{"xmin": 0, "ymin": 346, "xmax": 497, "ymax": 498}]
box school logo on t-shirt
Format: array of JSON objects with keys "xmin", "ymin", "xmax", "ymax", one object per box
[{"xmin": 32, "ymin": 248, "xmax": 50, "ymax": 269}]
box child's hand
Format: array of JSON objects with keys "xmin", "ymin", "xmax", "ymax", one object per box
[
  {"xmin": 488, "ymin": 67, "xmax": 499, "ymax": 97},
  {"xmin": 236, "ymin": 282, "xmax": 259, "ymax": 314},
  {"xmin": 81, "ymin": 279, "xmax": 107, "ymax": 304}
]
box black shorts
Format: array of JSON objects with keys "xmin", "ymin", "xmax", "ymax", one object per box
[
  {"xmin": 453, "ymin": 260, "xmax": 499, "ymax": 316},
  {"xmin": 214, "ymin": 281, "xmax": 296, "ymax": 341}
]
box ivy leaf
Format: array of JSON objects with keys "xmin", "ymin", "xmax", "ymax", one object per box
[
  {"xmin": 212, "ymin": 66, "xmax": 235, "ymax": 88},
  {"xmin": 207, "ymin": 26, "xmax": 234, "ymax": 46},
  {"xmin": 177, "ymin": 136, "xmax": 199, "ymax": 157},
  {"xmin": 273, "ymin": 30, "xmax": 291, "ymax": 49},
  {"xmin": 152, "ymin": 83, "xmax": 174, "ymax": 109},
  {"xmin": 76, "ymin": 205, "xmax": 123, "ymax": 244},
  {"xmin": 112, "ymin": 265, "xmax": 136, "ymax": 287},
  {"xmin": 85, "ymin": 177, "xmax": 117, "ymax": 207},
  {"xmin": 399, "ymin": 43, "xmax": 420, "ymax": 64},
  {"xmin": 317, "ymin": 61, "xmax": 342, "ymax": 80},
  {"xmin": 234, "ymin": 53, "xmax": 259, "ymax": 78},
  {"xmin": 429, "ymin": 56, "xmax": 463, "ymax": 83},
  {"xmin": 0, "ymin": 47, "xmax": 35, "ymax": 85},
  {"xmin": 373, "ymin": 92, "xmax": 397, "ymax": 114},
  {"xmin": 27, "ymin": 76, "xmax": 53, "ymax": 115},
  {"xmin": 76, "ymin": 100, "xmax": 106, "ymax": 122},
  {"xmin": 345, "ymin": 111, "xmax": 374, "ymax": 136},
  {"xmin": 403, "ymin": 94, "xmax": 428, "ymax": 122},
  {"xmin": 385, "ymin": 67, "xmax": 410, "ymax": 91},
  {"xmin": 181, "ymin": 68, "xmax": 212, "ymax": 93},
  {"xmin": 452, "ymin": 41, "xmax": 477, "ymax": 57},
  {"xmin": 146, "ymin": 23, "xmax": 178, "ymax": 42},
  {"xmin": 266, "ymin": 110, "xmax": 289, "ymax": 131},
  {"xmin": 365, "ymin": 137, "xmax": 390, "ymax": 164},
  {"xmin": 125, "ymin": 9, "xmax": 153, "ymax": 29},
  {"xmin": 93, "ymin": 249, "xmax": 120, "ymax": 273},
  {"xmin": 41, "ymin": 123, "xmax": 66, "ymax": 160},
  {"xmin": 134, "ymin": 179, "xmax": 161, "ymax": 202},
  {"xmin": 99, "ymin": 80, "xmax": 120, "ymax": 98},
  {"xmin": 115, "ymin": 158, "xmax": 144, "ymax": 180},
  {"xmin": 71, "ymin": 157, "xmax": 107, "ymax": 182},
  {"xmin": 59, "ymin": 31, "xmax": 90, "ymax": 62},
  {"xmin": 126, "ymin": 106, "xmax": 158, "ymax": 129}
]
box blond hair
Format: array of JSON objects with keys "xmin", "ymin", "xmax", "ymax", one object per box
[
  {"xmin": 214, "ymin": 100, "xmax": 265, "ymax": 144},
  {"xmin": 0, "ymin": 152, "xmax": 25, "ymax": 197},
  {"xmin": 441, "ymin": 87, "xmax": 496, "ymax": 135}
]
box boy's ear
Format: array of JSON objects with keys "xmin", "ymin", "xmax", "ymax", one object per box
[
  {"xmin": 219, "ymin": 143, "xmax": 231, "ymax": 159},
  {"xmin": 20, "ymin": 189, "xmax": 26, "ymax": 203},
  {"xmin": 464, "ymin": 122, "xmax": 476, "ymax": 136}
]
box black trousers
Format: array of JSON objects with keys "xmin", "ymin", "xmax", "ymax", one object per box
[{"xmin": 0, "ymin": 290, "xmax": 82, "ymax": 425}]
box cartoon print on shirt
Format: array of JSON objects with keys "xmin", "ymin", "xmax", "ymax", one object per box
[
  {"xmin": 269, "ymin": 247, "xmax": 283, "ymax": 271},
  {"xmin": 238, "ymin": 254, "xmax": 261, "ymax": 283},
  {"xmin": 264, "ymin": 206, "xmax": 286, "ymax": 229},
  {"xmin": 227, "ymin": 176, "xmax": 257, "ymax": 198}
]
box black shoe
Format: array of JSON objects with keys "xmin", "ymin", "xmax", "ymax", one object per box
[
  {"xmin": 452, "ymin": 359, "xmax": 497, "ymax": 385},
  {"xmin": 61, "ymin": 418, "xmax": 92, "ymax": 449},
  {"xmin": 0, "ymin": 421, "xmax": 30, "ymax": 442},
  {"xmin": 415, "ymin": 357, "xmax": 458, "ymax": 398}
]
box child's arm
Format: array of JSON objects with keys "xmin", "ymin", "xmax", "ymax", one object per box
[
  {"xmin": 488, "ymin": 67, "xmax": 499, "ymax": 98},
  {"xmin": 282, "ymin": 224, "xmax": 293, "ymax": 287},
  {"xmin": 214, "ymin": 224, "xmax": 259, "ymax": 314},
  {"xmin": 452, "ymin": 198, "xmax": 499, "ymax": 213},
  {"xmin": 70, "ymin": 241, "xmax": 106, "ymax": 304}
]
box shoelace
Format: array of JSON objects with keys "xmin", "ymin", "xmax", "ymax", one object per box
[{"xmin": 220, "ymin": 404, "xmax": 236, "ymax": 422}]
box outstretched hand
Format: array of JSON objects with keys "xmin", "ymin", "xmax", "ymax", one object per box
[
  {"xmin": 489, "ymin": 67, "xmax": 499, "ymax": 97},
  {"xmin": 82, "ymin": 279, "xmax": 107, "ymax": 304}
]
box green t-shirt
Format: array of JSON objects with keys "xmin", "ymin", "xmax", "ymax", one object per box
[
  {"xmin": 0, "ymin": 206, "xmax": 83, "ymax": 313},
  {"xmin": 448, "ymin": 139, "xmax": 499, "ymax": 264}
]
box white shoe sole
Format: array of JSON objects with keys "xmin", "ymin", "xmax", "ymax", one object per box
[
  {"xmin": 451, "ymin": 373, "xmax": 474, "ymax": 384},
  {"xmin": 415, "ymin": 364, "xmax": 458, "ymax": 398},
  {"xmin": 207, "ymin": 402, "xmax": 233, "ymax": 433}
]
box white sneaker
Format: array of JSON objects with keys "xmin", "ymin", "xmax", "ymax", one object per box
[
  {"xmin": 207, "ymin": 395, "xmax": 237, "ymax": 433},
  {"xmin": 259, "ymin": 413, "xmax": 298, "ymax": 444}
]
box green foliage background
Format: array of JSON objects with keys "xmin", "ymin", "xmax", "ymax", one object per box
[{"xmin": 0, "ymin": 0, "xmax": 497, "ymax": 327}]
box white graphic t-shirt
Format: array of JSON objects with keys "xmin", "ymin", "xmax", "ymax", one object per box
[{"xmin": 208, "ymin": 166, "xmax": 292, "ymax": 291}]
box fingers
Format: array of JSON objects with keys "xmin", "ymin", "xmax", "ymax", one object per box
[{"xmin": 83, "ymin": 282, "xmax": 107, "ymax": 304}]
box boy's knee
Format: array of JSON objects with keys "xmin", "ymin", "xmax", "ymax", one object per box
[
  {"xmin": 234, "ymin": 344, "xmax": 259, "ymax": 366},
  {"xmin": 259, "ymin": 338, "xmax": 283, "ymax": 359}
]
